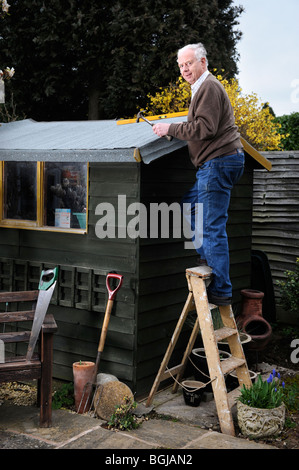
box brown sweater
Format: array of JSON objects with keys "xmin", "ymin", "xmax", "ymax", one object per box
[{"xmin": 168, "ymin": 74, "xmax": 242, "ymax": 168}]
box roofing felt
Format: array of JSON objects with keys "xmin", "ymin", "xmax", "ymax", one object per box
[
  {"xmin": 0, "ymin": 116, "xmax": 271, "ymax": 169},
  {"xmin": 0, "ymin": 117, "xmax": 187, "ymax": 164}
]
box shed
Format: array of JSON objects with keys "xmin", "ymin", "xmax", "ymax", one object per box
[{"xmin": 0, "ymin": 116, "xmax": 271, "ymax": 397}]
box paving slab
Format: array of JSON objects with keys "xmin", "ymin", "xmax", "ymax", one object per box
[
  {"xmin": 121, "ymin": 418, "xmax": 208, "ymax": 449},
  {"xmin": 0, "ymin": 403, "xmax": 105, "ymax": 445},
  {"xmin": 0, "ymin": 429, "xmax": 55, "ymax": 449},
  {"xmin": 0, "ymin": 388, "xmax": 278, "ymax": 450},
  {"xmin": 153, "ymin": 391, "xmax": 220, "ymax": 430},
  {"xmin": 58, "ymin": 427, "xmax": 156, "ymax": 450},
  {"xmin": 183, "ymin": 430, "xmax": 276, "ymax": 449}
]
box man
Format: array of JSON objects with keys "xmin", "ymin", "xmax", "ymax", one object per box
[{"xmin": 152, "ymin": 43, "xmax": 244, "ymax": 306}]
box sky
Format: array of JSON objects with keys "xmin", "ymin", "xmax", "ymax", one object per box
[{"xmin": 232, "ymin": 0, "xmax": 299, "ymax": 116}]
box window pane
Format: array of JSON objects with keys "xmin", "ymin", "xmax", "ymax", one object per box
[
  {"xmin": 44, "ymin": 163, "xmax": 87, "ymax": 229},
  {"xmin": 3, "ymin": 162, "xmax": 37, "ymax": 220}
]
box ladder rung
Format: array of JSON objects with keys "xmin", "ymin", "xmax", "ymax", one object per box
[
  {"xmin": 160, "ymin": 364, "xmax": 183, "ymax": 381},
  {"xmin": 186, "ymin": 266, "xmax": 212, "ymax": 279},
  {"xmin": 221, "ymin": 357, "xmax": 246, "ymax": 375},
  {"xmin": 214, "ymin": 327, "xmax": 237, "ymax": 342}
]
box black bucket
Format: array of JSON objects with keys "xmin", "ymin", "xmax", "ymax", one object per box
[{"xmin": 182, "ymin": 380, "xmax": 205, "ymax": 407}]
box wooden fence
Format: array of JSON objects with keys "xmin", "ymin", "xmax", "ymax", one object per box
[{"xmin": 252, "ymin": 150, "xmax": 299, "ymax": 323}]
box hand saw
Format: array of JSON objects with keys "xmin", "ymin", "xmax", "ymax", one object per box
[{"xmin": 26, "ymin": 267, "xmax": 58, "ymax": 362}]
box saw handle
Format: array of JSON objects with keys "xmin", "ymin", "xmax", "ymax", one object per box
[
  {"xmin": 106, "ymin": 273, "xmax": 123, "ymax": 300},
  {"xmin": 39, "ymin": 267, "xmax": 59, "ymax": 291}
]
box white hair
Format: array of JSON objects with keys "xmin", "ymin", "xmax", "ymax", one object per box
[{"xmin": 177, "ymin": 43, "xmax": 209, "ymax": 66}]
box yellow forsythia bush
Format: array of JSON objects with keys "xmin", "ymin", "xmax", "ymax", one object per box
[
  {"xmin": 144, "ymin": 76, "xmax": 190, "ymax": 115},
  {"xmin": 144, "ymin": 74, "xmax": 285, "ymax": 151}
]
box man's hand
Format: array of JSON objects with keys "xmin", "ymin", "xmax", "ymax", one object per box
[{"xmin": 152, "ymin": 123, "xmax": 171, "ymax": 138}]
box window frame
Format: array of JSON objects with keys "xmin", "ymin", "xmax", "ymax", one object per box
[{"xmin": 0, "ymin": 161, "xmax": 89, "ymax": 234}]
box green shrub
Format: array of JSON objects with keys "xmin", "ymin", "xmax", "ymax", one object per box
[
  {"xmin": 282, "ymin": 376, "xmax": 299, "ymax": 413},
  {"xmin": 108, "ymin": 396, "xmax": 140, "ymax": 431},
  {"xmin": 277, "ymin": 258, "xmax": 299, "ymax": 313},
  {"xmin": 52, "ymin": 382, "xmax": 74, "ymax": 410},
  {"xmin": 275, "ymin": 112, "xmax": 299, "ymax": 150}
]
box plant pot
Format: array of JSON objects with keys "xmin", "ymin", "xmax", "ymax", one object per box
[
  {"xmin": 73, "ymin": 212, "xmax": 86, "ymax": 229},
  {"xmin": 240, "ymin": 289, "xmax": 264, "ymax": 316},
  {"xmin": 237, "ymin": 289, "xmax": 272, "ymax": 351},
  {"xmin": 238, "ymin": 316, "xmax": 272, "ymax": 351},
  {"xmin": 73, "ymin": 361, "xmax": 95, "ymax": 414},
  {"xmin": 181, "ymin": 380, "xmax": 205, "ymax": 407},
  {"xmin": 191, "ymin": 348, "xmax": 231, "ymax": 392},
  {"xmin": 227, "ymin": 369, "xmax": 258, "ymax": 391},
  {"xmin": 237, "ymin": 401, "xmax": 285, "ymax": 438},
  {"xmin": 218, "ymin": 332, "xmax": 252, "ymax": 353}
]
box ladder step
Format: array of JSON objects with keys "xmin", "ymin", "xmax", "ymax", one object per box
[
  {"xmin": 214, "ymin": 327, "xmax": 237, "ymax": 342},
  {"xmin": 186, "ymin": 266, "xmax": 212, "ymax": 279},
  {"xmin": 221, "ymin": 356, "xmax": 246, "ymax": 375},
  {"xmin": 160, "ymin": 364, "xmax": 183, "ymax": 381}
]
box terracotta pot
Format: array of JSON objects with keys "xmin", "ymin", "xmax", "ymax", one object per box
[
  {"xmin": 238, "ymin": 315, "xmax": 272, "ymax": 350},
  {"xmin": 237, "ymin": 401, "xmax": 285, "ymax": 438},
  {"xmin": 237, "ymin": 289, "xmax": 272, "ymax": 351},
  {"xmin": 240, "ymin": 289, "xmax": 264, "ymax": 317},
  {"xmin": 73, "ymin": 361, "xmax": 95, "ymax": 414}
]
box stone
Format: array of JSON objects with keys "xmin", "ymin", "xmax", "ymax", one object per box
[
  {"xmin": 96, "ymin": 373, "xmax": 118, "ymax": 386},
  {"xmin": 94, "ymin": 381, "xmax": 134, "ymax": 421}
]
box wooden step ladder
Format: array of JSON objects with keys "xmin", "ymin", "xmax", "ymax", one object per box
[{"xmin": 145, "ymin": 265, "xmax": 252, "ymax": 436}]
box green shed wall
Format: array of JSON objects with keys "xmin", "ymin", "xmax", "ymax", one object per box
[
  {"xmin": 0, "ymin": 161, "xmax": 141, "ymax": 391},
  {"xmin": 0, "ymin": 152, "xmax": 254, "ymax": 397}
]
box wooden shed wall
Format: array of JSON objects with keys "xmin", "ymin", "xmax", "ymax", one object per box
[
  {"xmin": 135, "ymin": 150, "xmax": 254, "ymax": 396},
  {"xmin": 0, "ymin": 162, "xmax": 140, "ymax": 390},
  {"xmin": 0, "ymin": 152, "xmax": 256, "ymax": 397},
  {"xmin": 252, "ymin": 151, "xmax": 299, "ymax": 323}
]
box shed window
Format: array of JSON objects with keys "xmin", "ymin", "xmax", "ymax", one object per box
[
  {"xmin": 0, "ymin": 161, "xmax": 88, "ymax": 233},
  {"xmin": 4, "ymin": 162, "xmax": 37, "ymax": 221},
  {"xmin": 44, "ymin": 163, "xmax": 87, "ymax": 229}
]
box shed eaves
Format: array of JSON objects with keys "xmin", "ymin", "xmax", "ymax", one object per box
[
  {"xmin": 0, "ymin": 117, "xmax": 187, "ymax": 164},
  {"xmin": 0, "ymin": 116, "xmax": 271, "ymax": 170}
]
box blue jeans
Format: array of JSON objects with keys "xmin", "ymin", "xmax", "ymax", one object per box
[{"xmin": 182, "ymin": 150, "xmax": 245, "ymax": 297}]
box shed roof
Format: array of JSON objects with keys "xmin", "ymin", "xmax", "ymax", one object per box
[
  {"xmin": 0, "ymin": 115, "xmax": 271, "ymax": 169},
  {"xmin": 0, "ymin": 117, "xmax": 186, "ymax": 164}
]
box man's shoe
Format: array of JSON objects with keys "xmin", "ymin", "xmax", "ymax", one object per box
[{"xmin": 208, "ymin": 292, "xmax": 232, "ymax": 306}]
